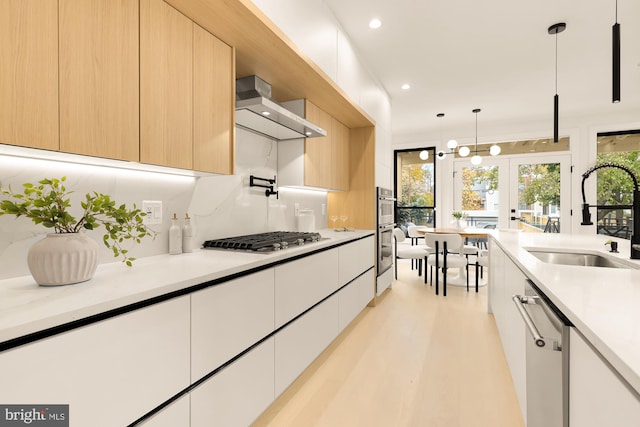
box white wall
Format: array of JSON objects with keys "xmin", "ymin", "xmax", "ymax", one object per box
[{"xmin": 251, "ymin": 0, "xmax": 393, "ymax": 189}]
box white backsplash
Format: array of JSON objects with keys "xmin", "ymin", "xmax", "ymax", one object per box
[{"xmin": 0, "ymin": 128, "xmax": 328, "ymax": 280}]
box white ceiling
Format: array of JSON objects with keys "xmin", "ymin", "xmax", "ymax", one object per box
[{"xmin": 324, "ymin": 0, "xmax": 640, "ymax": 141}]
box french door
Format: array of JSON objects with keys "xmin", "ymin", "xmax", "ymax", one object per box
[{"xmin": 454, "ymin": 153, "xmax": 571, "ymax": 232}]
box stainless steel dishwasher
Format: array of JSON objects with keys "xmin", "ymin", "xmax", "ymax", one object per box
[{"xmin": 513, "ymin": 280, "xmax": 571, "ymax": 427}]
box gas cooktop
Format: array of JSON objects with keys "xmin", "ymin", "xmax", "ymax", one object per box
[{"xmin": 202, "ymin": 231, "xmax": 323, "ymax": 252}]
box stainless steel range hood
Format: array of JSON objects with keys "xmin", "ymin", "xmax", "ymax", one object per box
[{"xmin": 235, "ymin": 76, "xmax": 326, "ymax": 140}]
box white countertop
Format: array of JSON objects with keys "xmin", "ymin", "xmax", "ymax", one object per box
[
  {"xmin": 0, "ymin": 229, "xmax": 373, "ymax": 345},
  {"xmin": 491, "ymin": 231, "xmax": 640, "ymax": 394}
]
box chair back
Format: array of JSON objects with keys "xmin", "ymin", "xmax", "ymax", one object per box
[
  {"xmin": 407, "ymin": 225, "xmax": 427, "ymax": 238},
  {"xmin": 393, "ymin": 228, "xmax": 406, "ymax": 243},
  {"xmin": 423, "ymin": 233, "xmax": 463, "ymax": 254}
]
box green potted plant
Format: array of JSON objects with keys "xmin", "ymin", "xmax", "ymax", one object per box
[
  {"xmin": 0, "ymin": 177, "xmax": 156, "ymax": 286},
  {"xmin": 451, "ymin": 211, "xmax": 467, "ymax": 229}
]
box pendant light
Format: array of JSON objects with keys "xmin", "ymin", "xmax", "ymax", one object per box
[
  {"xmin": 613, "ymin": 0, "xmax": 621, "ymax": 103},
  {"xmin": 470, "ymin": 109, "xmax": 482, "ymax": 166},
  {"xmin": 435, "ymin": 113, "xmax": 449, "ymax": 159},
  {"xmin": 548, "ymin": 22, "xmax": 566, "ymax": 143}
]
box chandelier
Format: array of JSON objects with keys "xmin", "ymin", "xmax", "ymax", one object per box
[{"xmin": 434, "ymin": 109, "xmax": 500, "ymax": 165}]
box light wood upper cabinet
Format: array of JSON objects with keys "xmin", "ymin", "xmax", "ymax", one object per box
[
  {"xmin": 141, "ymin": 0, "xmax": 234, "ymax": 173},
  {"xmin": 304, "ymin": 101, "xmax": 333, "ymax": 189},
  {"xmin": 332, "ymin": 118, "xmax": 349, "ymax": 191},
  {"xmin": 0, "ymin": 0, "xmax": 58, "ymax": 150},
  {"xmin": 304, "ymin": 100, "xmax": 349, "ymax": 191},
  {"xmin": 59, "ymin": 0, "xmax": 139, "ymax": 161},
  {"xmin": 140, "ymin": 0, "xmax": 193, "ymax": 170},
  {"xmin": 193, "ymin": 24, "xmax": 235, "ymax": 174}
]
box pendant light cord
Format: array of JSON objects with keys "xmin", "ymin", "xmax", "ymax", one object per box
[
  {"xmin": 555, "ymin": 32, "xmax": 558, "ymax": 95},
  {"xmin": 615, "ymin": 0, "xmax": 618, "ymax": 23},
  {"xmin": 474, "ymin": 110, "xmax": 478, "ymax": 154}
]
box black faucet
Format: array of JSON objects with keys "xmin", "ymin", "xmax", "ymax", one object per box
[{"xmin": 580, "ymin": 162, "xmax": 640, "ymax": 259}]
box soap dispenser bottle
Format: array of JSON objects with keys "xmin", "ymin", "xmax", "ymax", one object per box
[
  {"xmin": 169, "ymin": 213, "xmax": 182, "ymax": 255},
  {"xmin": 182, "ymin": 213, "xmax": 193, "ymax": 253}
]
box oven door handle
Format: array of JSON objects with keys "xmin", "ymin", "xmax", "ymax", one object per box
[
  {"xmin": 378, "ymin": 196, "xmax": 397, "ymax": 202},
  {"xmin": 379, "ymin": 223, "xmax": 396, "ymax": 231},
  {"xmin": 512, "ymin": 295, "xmax": 547, "ymax": 348}
]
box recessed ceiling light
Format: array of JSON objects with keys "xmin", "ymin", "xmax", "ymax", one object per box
[
  {"xmin": 261, "ymin": 111, "xmax": 270, "ymax": 116},
  {"xmin": 369, "ymin": 18, "xmax": 382, "ymax": 29},
  {"xmin": 401, "ymin": 83, "xmax": 411, "ymax": 90}
]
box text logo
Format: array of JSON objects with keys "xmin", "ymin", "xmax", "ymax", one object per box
[{"xmin": 0, "ymin": 405, "xmax": 68, "ymax": 426}]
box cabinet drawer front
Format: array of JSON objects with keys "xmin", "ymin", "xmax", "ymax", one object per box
[
  {"xmin": 274, "ymin": 295, "xmax": 340, "ymax": 396},
  {"xmin": 191, "ymin": 269, "xmax": 275, "ymax": 381},
  {"xmin": 275, "ymin": 248, "xmax": 339, "ymax": 328},
  {"xmin": 339, "ymin": 268, "xmax": 374, "ymax": 330},
  {"xmin": 191, "ymin": 337, "xmax": 275, "ymax": 427},
  {"xmin": 339, "ymin": 236, "xmax": 374, "ymax": 286},
  {"xmin": 0, "ymin": 296, "xmax": 191, "ymax": 426}
]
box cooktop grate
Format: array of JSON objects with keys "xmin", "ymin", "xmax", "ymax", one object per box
[{"xmin": 202, "ymin": 231, "xmax": 322, "ymax": 252}]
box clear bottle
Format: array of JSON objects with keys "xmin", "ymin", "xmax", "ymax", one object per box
[
  {"xmin": 169, "ymin": 213, "xmax": 182, "ymax": 255},
  {"xmin": 182, "ymin": 213, "xmax": 193, "ymax": 253}
]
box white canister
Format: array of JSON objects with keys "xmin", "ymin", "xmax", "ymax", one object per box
[{"xmin": 297, "ymin": 209, "xmax": 316, "ymax": 232}]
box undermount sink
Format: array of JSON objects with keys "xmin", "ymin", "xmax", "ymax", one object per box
[{"xmin": 525, "ymin": 249, "xmax": 638, "ymax": 269}]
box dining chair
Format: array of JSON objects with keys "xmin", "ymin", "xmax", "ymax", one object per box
[
  {"xmin": 407, "ymin": 225, "xmax": 427, "ymax": 270},
  {"xmin": 393, "ymin": 228, "xmax": 429, "ymax": 280},
  {"xmin": 474, "ymin": 249, "xmax": 489, "ymax": 291},
  {"xmin": 423, "ymin": 233, "xmax": 468, "ymax": 296}
]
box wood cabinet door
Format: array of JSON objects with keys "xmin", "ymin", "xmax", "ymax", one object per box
[
  {"xmin": 193, "ymin": 24, "xmax": 235, "ymax": 174},
  {"xmin": 0, "ymin": 0, "xmax": 58, "ymax": 150},
  {"xmin": 59, "ymin": 0, "xmax": 139, "ymax": 161},
  {"xmin": 304, "ymin": 100, "xmax": 333, "ymax": 188},
  {"xmin": 140, "ymin": 0, "xmax": 193, "ymax": 169},
  {"xmin": 331, "ymin": 117, "xmax": 350, "ymax": 191}
]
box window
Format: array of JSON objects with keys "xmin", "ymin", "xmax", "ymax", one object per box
[
  {"xmin": 394, "ymin": 148, "xmax": 436, "ymax": 229},
  {"xmin": 596, "ymin": 130, "xmax": 640, "ymax": 239}
]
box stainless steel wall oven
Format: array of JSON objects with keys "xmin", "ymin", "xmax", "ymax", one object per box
[{"xmin": 376, "ymin": 187, "xmax": 395, "ymax": 294}]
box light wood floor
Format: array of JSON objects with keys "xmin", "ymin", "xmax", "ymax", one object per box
[{"xmin": 253, "ymin": 260, "xmax": 525, "ymax": 427}]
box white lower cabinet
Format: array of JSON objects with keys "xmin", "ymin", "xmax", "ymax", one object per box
[
  {"xmin": 488, "ymin": 239, "xmax": 527, "ymax": 420},
  {"xmin": 191, "ymin": 269, "xmax": 275, "ymax": 381},
  {"xmin": 275, "ymin": 248, "xmax": 340, "ymax": 328},
  {"xmin": 0, "ymin": 237, "xmax": 374, "ymax": 427},
  {"xmin": 0, "ymin": 296, "xmax": 191, "ymax": 426},
  {"xmin": 338, "ymin": 269, "xmax": 374, "ymax": 330},
  {"xmin": 275, "ymin": 294, "xmax": 341, "ymax": 396},
  {"xmin": 569, "ymin": 328, "xmax": 640, "ymax": 427},
  {"xmin": 191, "ymin": 337, "xmax": 275, "ymax": 427},
  {"xmin": 338, "ymin": 235, "xmax": 374, "ymax": 287},
  {"xmin": 139, "ymin": 395, "xmax": 190, "ymax": 427}
]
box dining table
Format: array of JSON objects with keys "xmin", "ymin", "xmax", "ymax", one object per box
[{"xmin": 416, "ymin": 227, "xmax": 490, "ymax": 239}]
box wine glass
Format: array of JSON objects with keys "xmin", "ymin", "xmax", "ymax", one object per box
[
  {"xmin": 330, "ymin": 215, "xmax": 339, "ymax": 230},
  {"xmin": 339, "ymin": 215, "xmax": 348, "ymax": 231}
]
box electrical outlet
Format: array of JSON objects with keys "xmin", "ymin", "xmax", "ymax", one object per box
[
  {"xmin": 294, "ymin": 203, "xmax": 300, "ymax": 216},
  {"xmin": 142, "ymin": 200, "xmax": 163, "ymax": 225}
]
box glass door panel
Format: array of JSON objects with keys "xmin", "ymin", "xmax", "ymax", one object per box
[
  {"xmin": 458, "ymin": 164, "xmax": 500, "ymax": 230},
  {"xmin": 509, "ymin": 155, "xmax": 571, "ymax": 232},
  {"xmin": 454, "ymin": 154, "xmax": 570, "ymax": 232}
]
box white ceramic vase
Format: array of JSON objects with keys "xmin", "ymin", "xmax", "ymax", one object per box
[{"xmin": 27, "ymin": 232, "xmax": 99, "ymax": 286}]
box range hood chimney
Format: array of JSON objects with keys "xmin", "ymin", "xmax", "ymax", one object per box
[{"xmin": 235, "ymin": 76, "xmax": 327, "ymax": 140}]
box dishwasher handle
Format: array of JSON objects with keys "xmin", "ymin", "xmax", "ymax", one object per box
[{"xmin": 512, "ymin": 295, "xmax": 547, "ymax": 348}]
